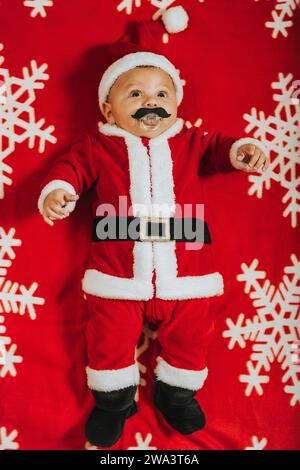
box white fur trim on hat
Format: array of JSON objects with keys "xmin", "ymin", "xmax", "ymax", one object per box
[
  {"xmin": 161, "ymin": 6, "xmax": 189, "ymax": 34},
  {"xmin": 98, "ymin": 51, "xmax": 183, "ymax": 113}
]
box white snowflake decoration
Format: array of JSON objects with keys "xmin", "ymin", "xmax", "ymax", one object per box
[
  {"xmin": 255, "ymin": 0, "xmax": 300, "ymax": 38},
  {"xmin": 117, "ymin": 0, "xmax": 176, "ymax": 16},
  {"xmin": 117, "ymin": 0, "xmax": 142, "ymax": 14},
  {"xmin": 245, "ymin": 435, "xmax": 268, "ymax": 450},
  {"xmin": 0, "ymin": 227, "xmax": 45, "ymax": 378},
  {"xmin": 85, "ymin": 441, "xmax": 98, "ymax": 450},
  {"xmin": 185, "ymin": 118, "xmax": 203, "ymax": 129},
  {"xmin": 86, "ymin": 432, "xmax": 157, "ymax": 451},
  {"xmin": 23, "ymin": 0, "xmax": 54, "ymax": 18},
  {"xmin": 223, "ymin": 254, "xmax": 300, "ymax": 407},
  {"xmin": 243, "ymin": 73, "xmax": 300, "ymax": 228},
  {"xmin": 150, "ymin": 0, "xmax": 178, "ymax": 19},
  {"xmin": 0, "ymin": 44, "xmax": 57, "ymax": 199},
  {"xmin": 128, "ymin": 432, "xmax": 157, "ymax": 450},
  {"xmin": 0, "ymin": 426, "xmax": 19, "ymax": 450},
  {"xmin": 134, "ymin": 324, "xmax": 157, "ymax": 400},
  {"xmin": 116, "ymin": 0, "xmax": 182, "ymax": 42}
]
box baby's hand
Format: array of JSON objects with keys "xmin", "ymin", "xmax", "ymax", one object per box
[
  {"xmin": 42, "ymin": 189, "xmax": 79, "ymax": 226},
  {"xmin": 231, "ymin": 144, "xmax": 270, "ymax": 173}
]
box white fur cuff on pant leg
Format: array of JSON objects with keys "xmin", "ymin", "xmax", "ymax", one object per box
[
  {"xmin": 86, "ymin": 363, "xmax": 140, "ymax": 392},
  {"xmin": 154, "ymin": 356, "xmax": 208, "ymax": 391}
]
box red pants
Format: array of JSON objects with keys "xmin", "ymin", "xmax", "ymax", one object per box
[{"xmin": 85, "ymin": 291, "xmax": 215, "ymax": 392}]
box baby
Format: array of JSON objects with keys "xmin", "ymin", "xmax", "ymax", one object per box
[{"xmin": 37, "ymin": 25, "xmax": 269, "ymax": 447}]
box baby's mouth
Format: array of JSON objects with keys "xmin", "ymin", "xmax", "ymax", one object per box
[{"xmin": 139, "ymin": 113, "xmax": 162, "ymax": 129}]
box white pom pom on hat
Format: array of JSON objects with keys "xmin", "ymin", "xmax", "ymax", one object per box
[
  {"xmin": 98, "ymin": 6, "xmax": 189, "ymax": 115},
  {"xmin": 161, "ymin": 5, "xmax": 189, "ymax": 33}
]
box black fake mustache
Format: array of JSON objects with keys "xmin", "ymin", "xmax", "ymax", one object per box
[{"xmin": 131, "ymin": 108, "xmax": 171, "ymax": 119}]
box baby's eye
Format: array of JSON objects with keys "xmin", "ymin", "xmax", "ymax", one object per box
[
  {"xmin": 158, "ymin": 91, "xmax": 168, "ymax": 98},
  {"xmin": 130, "ymin": 90, "xmax": 142, "ymax": 97}
]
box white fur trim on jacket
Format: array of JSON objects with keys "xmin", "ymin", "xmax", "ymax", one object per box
[
  {"xmin": 156, "ymin": 269, "xmax": 224, "ymax": 299},
  {"xmin": 154, "ymin": 356, "xmax": 208, "ymax": 391},
  {"xmin": 153, "ymin": 239, "xmax": 224, "ymax": 299},
  {"xmin": 93, "ymin": 118, "xmax": 224, "ymax": 300},
  {"xmin": 86, "ymin": 363, "xmax": 140, "ymax": 392},
  {"xmin": 98, "ymin": 52, "xmax": 183, "ymax": 113},
  {"xmin": 82, "ymin": 241, "xmax": 154, "ymax": 300},
  {"xmin": 149, "ymin": 133, "xmax": 176, "ymax": 217},
  {"xmin": 229, "ymin": 137, "xmax": 269, "ymax": 164},
  {"xmin": 37, "ymin": 179, "xmax": 77, "ymax": 215},
  {"xmin": 125, "ymin": 134, "xmax": 153, "ymax": 217}
]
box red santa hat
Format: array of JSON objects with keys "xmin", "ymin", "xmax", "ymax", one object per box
[{"xmin": 98, "ymin": 6, "xmax": 189, "ymax": 115}]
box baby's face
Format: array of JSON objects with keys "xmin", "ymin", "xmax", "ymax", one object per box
[{"xmin": 102, "ymin": 67, "xmax": 178, "ymax": 138}]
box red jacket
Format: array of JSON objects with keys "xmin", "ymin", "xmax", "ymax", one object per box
[{"xmin": 37, "ymin": 118, "xmax": 259, "ymax": 301}]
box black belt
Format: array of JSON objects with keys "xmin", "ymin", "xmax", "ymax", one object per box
[{"xmin": 92, "ymin": 216, "xmax": 211, "ymax": 243}]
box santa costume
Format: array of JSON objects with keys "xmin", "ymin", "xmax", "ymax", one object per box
[{"xmin": 37, "ymin": 6, "xmax": 267, "ymax": 447}]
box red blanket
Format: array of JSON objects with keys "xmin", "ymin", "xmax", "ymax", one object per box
[{"xmin": 0, "ymin": 0, "xmax": 299, "ymax": 450}]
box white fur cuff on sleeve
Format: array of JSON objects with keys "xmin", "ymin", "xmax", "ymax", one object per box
[
  {"xmin": 229, "ymin": 137, "xmax": 269, "ymax": 163},
  {"xmin": 37, "ymin": 179, "xmax": 77, "ymax": 215}
]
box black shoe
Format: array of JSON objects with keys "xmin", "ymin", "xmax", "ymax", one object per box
[
  {"xmin": 127, "ymin": 400, "xmax": 138, "ymax": 418},
  {"xmin": 85, "ymin": 385, "xmax": 137, "ymax": 447},
  {"xmin": 153, "ymin": 380, "xmax": 206, "ymax": 435}
]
